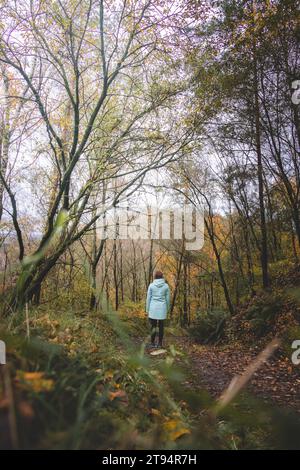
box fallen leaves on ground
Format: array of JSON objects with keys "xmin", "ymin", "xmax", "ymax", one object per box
[{"xmin": 174, "ymin": 337, "xmax": 300, "ymax": 413}]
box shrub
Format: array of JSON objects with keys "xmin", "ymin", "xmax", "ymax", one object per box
[
  {"xmin": 244, "ymin": 292, "xmax": 284, "ymax": 337},
  {"xmin": 188, "ymin": 308, "xmax": 230, "ymax": 344}
]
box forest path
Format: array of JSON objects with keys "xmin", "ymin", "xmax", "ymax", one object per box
[{"xmin": 169, "ymin": 336, "xmax": 300, "ymax": 413}]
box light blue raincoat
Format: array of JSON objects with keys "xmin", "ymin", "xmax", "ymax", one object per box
[{"xmin": 146, "ymin": 278, "xmax": 170, "ymax": 320}]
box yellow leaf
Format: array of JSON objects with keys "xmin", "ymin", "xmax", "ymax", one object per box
[
  {"xmin": 104, "ymin": 370, "xmax": 114, "ymax": 380},
  {"xmin": 163, "ymin": 419, "xmax": 190, "ymax": 441},
  {"xmin": 16, "ymin": 371, "xmax": 54, "ymax": 393},
  {"xmin": 23, "ymin": 372, "xmax": 44, "ymax": 380}
]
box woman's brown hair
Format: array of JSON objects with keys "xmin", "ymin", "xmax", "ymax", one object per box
[{"xmin": 154, "ymin": 271, "xmax": 163, "ymax": 279}]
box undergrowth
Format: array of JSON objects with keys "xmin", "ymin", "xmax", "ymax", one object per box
[{"xmin": 1, "ymin": 302, "xmax": 300, "ymax": 449}]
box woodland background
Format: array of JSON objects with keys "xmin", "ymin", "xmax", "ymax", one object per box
[{"xmin": 0, "ymin": 0, "xmax": 300, "ymax": 450}]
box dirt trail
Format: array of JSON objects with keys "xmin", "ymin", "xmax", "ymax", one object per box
[{"xmin": 171, "ymin": 337, "xmax": 300, "ymax": 413}]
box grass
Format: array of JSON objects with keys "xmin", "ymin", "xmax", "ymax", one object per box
[
  {"xmin": 1, "ymin": 304, "xmax": 195, "ymax": 449},
  {"xmin": 1, "ymin": 301, "xmax": 300, "ymax": 449}
]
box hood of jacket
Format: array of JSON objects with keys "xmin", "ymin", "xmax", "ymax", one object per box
[{"xmin": 153, "ymin": 278, "xmax": 165, "ymax": 287}]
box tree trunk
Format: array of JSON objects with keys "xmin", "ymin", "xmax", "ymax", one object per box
[
  {"xmin": 252, "ymin": 1, "xmax": 270, "ymax": 289},
  {"xmin": 205, "ymin": 217, "xmax": 235, "ymax": 316},
  {"xmin": 170, "ymin": 242, "xmax": 184, "ymax": 317}
]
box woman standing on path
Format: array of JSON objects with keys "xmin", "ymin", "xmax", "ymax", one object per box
[{"xmin": 146, "ymin": 271, "xmax": 170, "ymax": 348}]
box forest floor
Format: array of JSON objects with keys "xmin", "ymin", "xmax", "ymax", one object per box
[
  {"xmin": 135, "ymin": 315, "xmax": 300, "ymax": 415},
  {"xmin": 2, "ymin": 304, "xmax": 300, "ymax": 449},
  {"xmin": 169, "ymin": 336, "xmax": 300, "ymax": 413}
]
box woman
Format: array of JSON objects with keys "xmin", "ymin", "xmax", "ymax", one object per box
[{"xmin": 146, "ymin": 271, "xmax": 170, "ymax": 348}]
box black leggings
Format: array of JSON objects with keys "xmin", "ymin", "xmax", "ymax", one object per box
[{"xmin": 149, "ymin": 318, "xmax": 164, "ymax": 345}]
